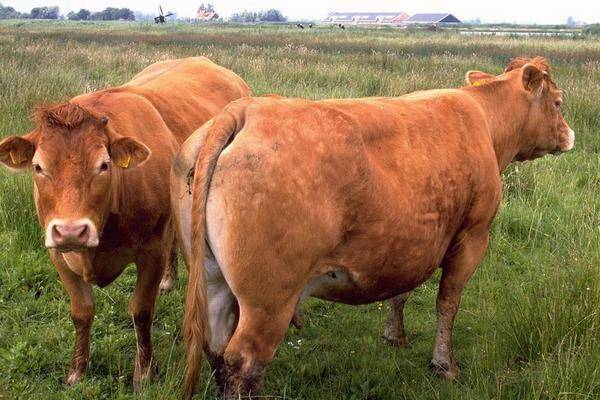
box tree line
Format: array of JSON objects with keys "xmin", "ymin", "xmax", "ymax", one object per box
[
  {"xmin": 0, "ymin": 4, "xmax": 135, "ymax": 20},
  {"xmin": 229, "ymin": 9, "xmax": 287, "ymax": 23},
  {"xmin": 67, "ymin": 8, "xmax": 135, "ymax": 21},
  {"xmin": 0, "ymin": 4, "xmax": 60, "ymax": 19},
  {"xmin": 0, "ymin": 3, "xmax": 288, "ymax": 22}
]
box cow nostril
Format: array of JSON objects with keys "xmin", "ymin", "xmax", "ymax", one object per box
[
  {"xmin": 52, "ymin": 224, "xmax": 62, "ymax": 240},
  {"xmin": 77, "ymin": 224, "xmax": 89, "ymax": 239}
]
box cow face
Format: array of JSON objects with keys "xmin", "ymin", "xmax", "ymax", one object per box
[
  {"xmin": 469, "ymin": 57, "xmax": 574, "ymax": 161},
  {"xmin": 512, "ymin": 59, "xmax": 574, "ymax": 160},
  {"xmin": 0, "ymin": 103, "xmax": 150, "ymax": 252}
]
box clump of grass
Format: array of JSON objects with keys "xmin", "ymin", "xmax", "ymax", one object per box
[{"xmin": 500, "ymin": 259, "xmax": 598, "ymax": 361}]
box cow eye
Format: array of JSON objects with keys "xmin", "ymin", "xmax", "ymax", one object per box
[
  {"xmin": 555, "ymin": 100, "xmax": 562, "ymax": 110},
  {"xmin": 99, "ymin": 162, "xmax": 109, "ymax": 172},
  {"xmin": 33, "ymin": 164, "xmax": 43, "ymax": 174}
]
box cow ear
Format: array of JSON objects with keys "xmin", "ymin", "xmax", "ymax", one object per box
[
  {"xmin": 465, "ymin": 70, "xmax": 495, "ymax": 86},
  {"xmin": 109, "ymin": 137, "xmax": 151, "ymax": 169},
  {"xmin": 0, "ymin": 135, "xmax": 36, "ymax": 172},
  {"xmin": 522, "ymin": 63, "xmax": 545, "ymax": 92}
]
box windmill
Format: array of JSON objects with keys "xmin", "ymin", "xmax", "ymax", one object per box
[{"xmin": 154, "ymin": 6, "xmax": 173, "ymax": 23}]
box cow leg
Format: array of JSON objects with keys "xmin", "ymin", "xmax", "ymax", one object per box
[
  {"xmin": 51, "ymin": 253, "xmax": 95, "ymax": 385},
  {"xmin": 131, "ymin": 247, "xmax": 164, "ymax": 391},
  {"xmin": 291, "ymin": 302, "xmax": 304, "ymax": 329},
  {"xmin": 383, "ymin": 292, "xmax": 411, "ymax": 347},
  {"xmin": 221, "ymin": 301, "xmax": 296, "ymax": 399},
  {"xmin": 159, "ymin": 239, "xmax": 178, "ymax": 294},
  {"xmin": 204, "ymin": 257, "xmax": 239, "ymax": 392},
  {"xmin": 430, "ymin": 227, "xmax": 489, "ymax": 380}
]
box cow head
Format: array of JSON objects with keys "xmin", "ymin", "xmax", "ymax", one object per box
[
  {"xmin": 466, "ymin": 56, "xmax": 574, "ymax": 161},
  {"xmin": 0, "ymin": 103, "xmax": 150, "ymax": 252}
]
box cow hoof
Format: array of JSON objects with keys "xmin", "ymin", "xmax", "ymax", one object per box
[
  {"xmin": 429, "ymin": 359, "xmax": 460, "ymax": 380},
  {"xmin": 66, "ymin": 370, "xmax": 85, "ymax": 385},
  {"xmin": 133, "ymin": 363, "xmax": 158, "ymax": 392},
  {"xmin": 382, "ymin": 334, "xmax": 411, "ymax": 348},
  {"xmin": 159, "ymin": 275, "xmax": 176, "ymax": 294}
]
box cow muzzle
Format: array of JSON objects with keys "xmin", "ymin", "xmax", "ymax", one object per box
[
  {"xmin": 45, "ymin": 218, "xmax": 99, "ymax": 251},
  {"xmin": 562, "ymin": 128, "xmax": 575, "ymax": 152}
]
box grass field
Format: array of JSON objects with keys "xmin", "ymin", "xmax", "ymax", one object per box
[{"xmin": 0, "ymin": 20, "xmax": 598, "ymax": 400}]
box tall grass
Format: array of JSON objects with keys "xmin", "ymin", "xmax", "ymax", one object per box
[{"xmin": 0, "ymin": 21, "xmax": 598, "ymax": 399}]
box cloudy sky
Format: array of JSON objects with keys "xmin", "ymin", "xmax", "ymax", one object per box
[{"xmin": 7, "ymin": 0, "xmax": 600, "ymax": 24}]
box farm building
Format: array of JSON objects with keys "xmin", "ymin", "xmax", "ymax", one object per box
[
  {"xmin": 404, "ymin": 13, "xmax": 462, "ymax": 24},
  {"xmin": 324, "ymin": 12, "xmax": 409, "ymax": 25},
  {"xmin": 197, "ymin": 9, "xmax": 219, "ymax": 21}
]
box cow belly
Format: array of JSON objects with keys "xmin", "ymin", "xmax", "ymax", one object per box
[
  {"xmin": 305, "ymin": 230, "xmax": 451, "ymax": 304},
  {"xmin": 305, "ymin": 260, "xmax": 440, "ymax": 305}
]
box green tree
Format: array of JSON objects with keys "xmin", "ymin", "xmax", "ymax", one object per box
[
  {"xmin": 582, "ymin": 23, "xmax": 600, "ymax": 36},
  {"xmin": 67, "ymin": 8, "xmax": 90, "ymax": 21},
  {"xmin": 198, "ymin": 3, "xmax": 215, "ymax": 13},
  {"xmin": 89, "ymin": 8, "xmax": 135, "ymax": 21},
  {"xmin": 261, "ymin": 9, "xmax": 286, "ymax": 22},
  {"xmin": 229, "ymin": 9, "xmax": 286, "ymax": 23},
  {"xmin": 230, "ymin": 10, "xmax": 257, "ymax": 23},
  {"xmin": 0, "ymin": 3, "xmax": 25, "ymax": 19},
  {"xmin": 30, "ymin": 6, "xmax": 59, "ymax": 19}
]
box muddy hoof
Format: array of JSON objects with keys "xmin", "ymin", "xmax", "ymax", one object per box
[{"xmin": 429, "ymin": 359, "xmax": 460, "ymax": 380}]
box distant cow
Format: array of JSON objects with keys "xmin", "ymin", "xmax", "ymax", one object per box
[
  {"xmin": 0, "ymin": 57, "xmax": 249, "ymax": 389},
  {"xmin": 173, "ymin": 57, "xmax": 574, "ymax": 398},
  {"xmin": 296, "ymin": 23, "xmax": 304, "ymax": 29}
]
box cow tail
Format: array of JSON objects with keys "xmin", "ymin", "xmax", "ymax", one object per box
[{"xmin": 183, "ymin": 103, "xmax": 245, "ymax": 399}]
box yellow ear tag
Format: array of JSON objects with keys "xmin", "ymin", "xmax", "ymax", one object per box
[
  {"xmin": 116, "ymin": 154, "xmax": 131, "ymax": 169},
  {"xmin": 472, "ymin": 80, "xmax": 486, "ymax": 87},
  {"xmin": 9, "ymin": 150, "xmax": 23, "ymax": 165}
]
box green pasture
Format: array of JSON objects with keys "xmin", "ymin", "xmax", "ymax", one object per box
[{"xmin": 0, "ymin": 21, "xmax": 598, "ymax": 399}]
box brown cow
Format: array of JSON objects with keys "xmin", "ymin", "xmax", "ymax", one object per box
[
  {"xmin": 0, "ymin": 57, "xmax": 249, "ymax": 389},
  {"xmin": 173, "ymin": 57, "xmax": 574, "ymax": 398}
]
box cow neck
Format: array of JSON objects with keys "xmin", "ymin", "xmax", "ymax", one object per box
[{"xmin": 466, "ymin": 81, "xmax": 529, "ymax": 172}]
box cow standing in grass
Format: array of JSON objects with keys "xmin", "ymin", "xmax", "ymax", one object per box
[
  {"xmin": 379, "ymin": 57, "xmax": 575, "ymax": 349},
  {"xmin": 0, "ymin": 57, "xmax": 249, "ymax": 389},
  {"xmin": 173, "ymin": 57, "xmax": 574, "ymax": 398}
]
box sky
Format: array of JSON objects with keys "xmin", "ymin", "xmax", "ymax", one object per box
[{"xmin": 5, "ymin": 0, "xmax": 600, "ymax": 24}]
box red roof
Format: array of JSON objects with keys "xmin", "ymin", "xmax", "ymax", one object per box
[
  {"xmin": 391, "ymin": 12, "xmax": 409, "ymax": 23},
  {"xmin": 197, "ymin": 10, "xmax": 218, "ymax": 20}
]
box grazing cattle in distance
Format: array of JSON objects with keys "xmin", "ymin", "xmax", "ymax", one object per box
[
  {"xmin": 173, "ymin": 56, "xmax": 574, "ymax": 398},
  {"xmin": 0, "ymin": 57, "xmax": 250, "ymax": 389}
]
